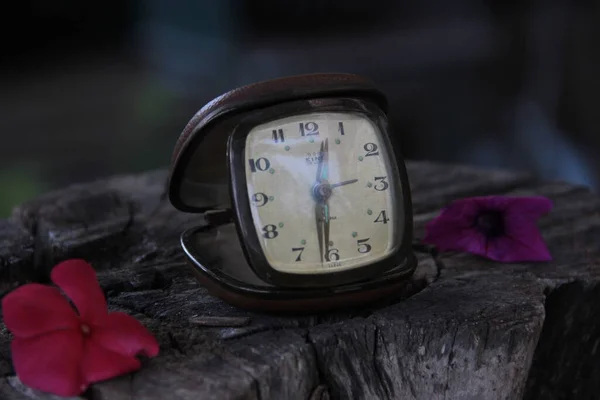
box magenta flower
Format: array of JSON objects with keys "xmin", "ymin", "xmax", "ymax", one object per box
[{"xmin": 423, "ymin": 196, "xmax": 553, "ymax": 262}]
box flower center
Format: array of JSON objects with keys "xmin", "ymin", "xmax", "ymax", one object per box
[
  {"xmin": 475, "ymin": 211, "xmax": 505, "ymax": 237},
  {"xmin": 80, "ymin": 323, "xmax": 91, "ymax": 336}
]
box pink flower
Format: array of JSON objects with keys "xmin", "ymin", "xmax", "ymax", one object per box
[
  {"xmin": 1, "ymin": 259, "xmax": 159, "ymax": 397},
  {"xmin": 423, "ymin": 196, "xmax": 553, "ymax": 262}
]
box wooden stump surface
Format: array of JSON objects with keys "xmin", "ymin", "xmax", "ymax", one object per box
[{"xmin": 1, "ymin": 161, "xmax": 599, "ymax": 400}]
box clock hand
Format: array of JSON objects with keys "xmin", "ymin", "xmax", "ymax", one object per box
[
  {"xmin": 320, "ymin": 139, "xmax": 330, "ymax": 261},
  {"xmin": 323, "ymin": 203, "xmax": 330, "ymax": 262},
  {"xmin": 315, "ymin": 202, "xmax": 325, "ymax": 264},
  {"xmin": 318, "ymin": 138, "xmax": 329, "ymax": 182},
  {"xmin": 320, "ymin": 138, "xmax": 331, "ymax": 261},
  {"xmin": 330, "ymin": 179, "xmax": 358, "ymax": 189},
  {"xmin": 315, "ymin": 140, "xmax": 326, "ymax": 183},
  {"xmin": 314, "ymin": 138, "xmax": 331, "ymax": 264}
]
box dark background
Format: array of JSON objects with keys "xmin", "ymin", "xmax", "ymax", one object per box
[{"xmin": 1, "ymin": 0, "xmax": 599, "ymax": 216}]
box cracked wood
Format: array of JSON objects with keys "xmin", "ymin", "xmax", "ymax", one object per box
[{"xmin": 0, "ymin": 161, "xmax": 598, "ymax": 399}]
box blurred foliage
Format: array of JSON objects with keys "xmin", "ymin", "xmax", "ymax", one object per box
[
  {"xmin": 1, "ymin": 0, "xmax": 598, "ymax": 220},
  {"xmin": 0, "ymin": 162, "xmax": 49, "ymax": 218},
  {"xmin": 133, "ymin": 81, "xmax": 176, "ymax": 127},
  {"xmin": 126, "ymin": 80, "xmax": 183, "ymax": 173}
]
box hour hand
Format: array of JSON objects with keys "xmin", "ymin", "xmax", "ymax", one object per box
[{"xmin": 330, "ymin": 178, "xmax": 358, "ymax": 189}]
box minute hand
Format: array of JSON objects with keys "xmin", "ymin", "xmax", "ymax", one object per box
[
  {"xmin": 316, "ymin": 139, "xmax": 329, "ymax": 183},
  {"xmin": 321, "ymin": 139, "xmax": 330, "ymax": 261},
  {"xmin": 313, "ymin": 139, "xmax": 330, "ymax": 264}
]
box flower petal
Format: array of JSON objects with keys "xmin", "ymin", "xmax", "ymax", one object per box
[
  {"xmin": 423, "ymin": 198, "xmax": 483, "ymax": 252},
  {"xmin": 470, "ymin": 196, "xmax": 552, "ymax": 216},
  {"xmin": 486, "ymin": 232, "xmax": 552, "ymax": 262},
  {"xmin": 427, "ymin": 198, "xmax": 482, "ymax": 228},
  {"xmin": 472, "ymin": 196, "xmax": 513, "ymax": 211},
  {"xmin": 424, "ymin": 195, "xmax": 553, "ymax": 262},
  {"xmin": 491, "ymin": 221, "xmax": 552, "ymax": 262},
  {"xmin": 91, "ymin": 312, "xmax": 159, "ymax": 358},
  {"xmin": 503, "ymin": 196, "xmax": 553, "ymax": 219},
  {"xmin": 424, "ymin": 225, "xmax": 488, "ymax": 256},
  {"xmin": 487, "ymin": 196, "xmax": 552, "ymax": 262},
  {"xmin": 1, "ymin": 284, "xmax": 79, "ymax": 338},
  {"xmin": 51, "ymin": 259, "xmax": 107, "ymax": 324},
  {"xmin": 11, "ymin": 330, "xmax": 85, "ymax": 397},
  {"xmin": 81, "ymin": 338, "xmax": 142, "ymax": 385}
]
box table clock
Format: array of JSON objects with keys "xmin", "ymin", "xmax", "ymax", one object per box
[{"xmin": 168, "ymin": 73, "xmax": 417, "ymax": 312}]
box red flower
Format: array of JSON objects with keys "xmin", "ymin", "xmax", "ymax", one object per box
[
  {"xmin": 1, "ymin": 259, "xmax": 159, "ymax": 397},
  {"xmin": 423, "ymin": 196, "xmax": 553, "ymax": 262}
]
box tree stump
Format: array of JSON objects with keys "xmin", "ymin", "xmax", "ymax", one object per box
[{"xmin": 1, "ymin": 161, "xmax": 599, "ymax": 400}]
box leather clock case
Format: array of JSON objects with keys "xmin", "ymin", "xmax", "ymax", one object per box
[{"xmin": 168, "ymin": 73, "xmax": 388, "ymax": 213}]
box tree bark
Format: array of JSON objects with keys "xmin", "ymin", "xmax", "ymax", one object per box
[{"xmin": 0, "ymin": 161, "xmax": 597, "ymax": 400}]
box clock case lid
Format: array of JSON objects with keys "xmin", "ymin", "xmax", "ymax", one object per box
[
  {"xmin": 180, "ymin": 222, "xmax": 419, "ymax": 314},
  {"xmin": 168, "ymin": 73, "xmax": 388, "ymax": 213}
]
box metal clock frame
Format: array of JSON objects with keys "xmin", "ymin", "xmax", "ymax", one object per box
[{"xmin": 228, "ymin": 96, "xmax": 415, "ymax": 288}]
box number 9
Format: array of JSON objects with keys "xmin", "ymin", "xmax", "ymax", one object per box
[{"xmin": 252, "ymin": 192, "xmax": 269, "ymax": 207}]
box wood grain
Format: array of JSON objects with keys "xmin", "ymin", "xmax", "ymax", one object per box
[{"xmin": 0, "ymin": 161, "xmax": 597, "ymax": 399}]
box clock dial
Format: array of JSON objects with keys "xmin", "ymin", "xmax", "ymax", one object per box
[{"xmin": 244, "ymin": 112, "xmax": 402, "ymax": 274}]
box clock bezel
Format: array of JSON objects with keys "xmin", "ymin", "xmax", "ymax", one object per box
[{"xmin": 228, "ymin": 97, "xmax": 414, "ymax": 288}]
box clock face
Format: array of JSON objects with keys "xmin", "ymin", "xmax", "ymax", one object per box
[{"xmin": 244, "ymin": 112, "xmax": 402, "ymax": 274}]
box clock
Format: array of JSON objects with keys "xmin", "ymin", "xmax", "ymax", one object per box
[{"xmin": 168, "ymin": 73, "xmax": 417, "ymax": 313}]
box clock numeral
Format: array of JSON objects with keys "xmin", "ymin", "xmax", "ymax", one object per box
[
  {"xmin": 262, "ymin": 224, "xmax": 279, "ymax": 239},
  {"xmin": 249, "ymin": 157, "xmax": 271, "ymax": 172},
  {"xmin": 338, "ymin": 122, "xmax": 345, "ymax": 135},
  {"xmin": 325, "ymin": 248, "xmax": 340, "ymax": 262},
  {"xmin": 251, "ymin": 192, "xmax": 269, "ymax": 207},
  {"xmin": 364, "ymin": 143, "xmax": 379, "ymax": 157},
  {"xmin": 374, "ymin": 210, "xmax": 389, "ymax": 224},
  {"xmin": 374, "ymin": 176, "xmax": 389, "ymax": 191},
  {"xmin": 299, "ymin": 122, "xmax": 319, "ymax": 136},
  {"xmin": 292, "ymin": 247, "xmax": 305, "ymax": 262},
  {"xmin": 357, "ymin": 238, "xmax": 372, "ymax": 253},
  {"xmin": 272, "ymin": 129, "xmax": 285, "ymax": 143}
]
